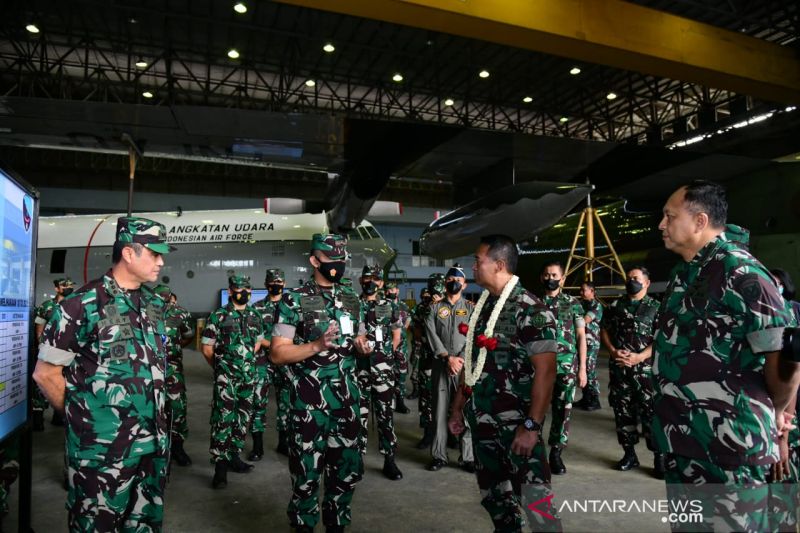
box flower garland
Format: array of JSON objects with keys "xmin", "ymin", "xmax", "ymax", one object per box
[{"xmin": 463, "ymin": 275, "xmax": 519, "ymax": 386}]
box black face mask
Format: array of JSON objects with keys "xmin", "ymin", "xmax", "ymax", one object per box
[
  {"xmin": 61, "ymin": 288, "xmax": 74, "ymax": 297},
  {"xmin": 361, "ymin": 281, "xmax": 378, "ymax": 295},
  {"xmin": 543, "ymin": 278, "xmax": 560, "ymax": 292},
  {"xmin": 626, "ymin": 280, "xmax": 644, "ymax": 295},
  {"xmin": 387, "ymin": 292, "xmax": 399, "ymax": 300},
  {"xmin": 317, "ymin": 260, "xmax": 346, "ymax": 284},
  {"xmin": 231, "ymin": 290, "xmax": 250, "ymax": 305},
  {"xmin": 268, "ymin": 284, "xmax": 284, "ymax": 296},
  {"xmin": 446, "ymin": 280, "xmax": 462, "ymax": 295}
]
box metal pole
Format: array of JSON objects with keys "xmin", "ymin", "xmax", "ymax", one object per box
[{"xmin": 127, "ymin": 146, "xmax": 136, "ymax": 217}]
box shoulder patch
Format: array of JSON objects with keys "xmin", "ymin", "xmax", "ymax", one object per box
[
  {"xmin": 455, "ymin": 308, "xmax": 468, "ymax": 316},
  {"xmin": 532, "ymin": 312, "xmax": 548, "ymax": 328},
  {"xmin": 735, "ymin": 273, "xmax": 764, "ymax": 304},
  {"xmin": 437, "ymin": 307, "xmax": 451, "ymax": 319}
]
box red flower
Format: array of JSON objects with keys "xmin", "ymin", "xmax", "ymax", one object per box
[
  {"xmin": 475, "ymin": 334, "xmax": 499, "ymax": 351},
  {"xmin": 461, "ymin": 385, "xmax": 473, "ymax": 397},
  {"xmin": 458, "ymin": 323, "xmax": 469, "ymax": 335}
]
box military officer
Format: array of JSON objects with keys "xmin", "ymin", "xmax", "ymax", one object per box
[
  {"xmin": 653, "ymin": 180, "xmax": 798, "ymax": 531},
  {"xmin": 252, "ymin": 268, "xmax": 288, "ymax": 457},
  {"xmin": 540, "ymin": 261, "xmax": 587, "ymax": 475},
  {"xmin": 414, "ymin": 274, "xmax": 445, "ymax": 449},
  {"xmin": 384, "ymin": 281, "xmax": 411, "ymax": 414},
  {"xmin": 407, "ymin": 288, "xmax": 432, "ymax": 401},
  {"xmin": 576, "ymin": 281, "xmax": 603, "ymax": 411},
  {"xmin": 271, "ymin": 234, "xmax": 372, "ymax": 533},
  {"xmin": 32, "ymin": 277, "xmax": 75, "ymax": 429},
  {"xmin": 357, "ymin": 265, "xmax": 404, "ymax": 480},
  {"xmin": 449, "ymin": 235, "xmax": 561, "ymax": 532},
  {"xmin": 201, "ymin": 274, "xmax": 264, "ymax": 489},
  {"xmin": 153, "ymin": 285, "xmax": 194, "ymax": 467},
  {"xmin": 600, "ymin": 267, "xmax": 663, "ymax": 476},
  {"xmin": 33, "ymin": 216, "xmax": 174, "ymax": 531},
  {"xmin": 425, "ymin": 264, "xmax": 474, "ymax": 472}
]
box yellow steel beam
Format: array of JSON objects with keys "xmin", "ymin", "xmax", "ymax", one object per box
[{"xmin": 275, "ymin": 0, "xmax": 800, "ymax": 104}]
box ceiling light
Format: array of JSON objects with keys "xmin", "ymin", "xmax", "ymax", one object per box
[
  {"xmin": 305, "ymin": 79, "xmax": 316, "ymax": 87},
  {"xmin": 233, "ymin": 2, "xmax": 247, "ymax": 14},
  {"xmin": 25, "ymin": 24, "xmax": 40, "ymax": 34},
  {"xmin": 606, "ymin": 91, "xmax": 617, "ymax": 100},
  {"xmin": 444, "ymin": 98, "xmax": 454, "ymax": 106},
  {"xmin": 323, "ymin": 43, "xmax": 335, "ymax": 53},
  {"xmin": 478, "ymin": 70, "xmax": 490, "ymax": 79},
  {"xmin": 128, "ymin": 17, "xmax": 138, "ymax": 24},
  {"xmin": 227, "ymin": 48, "xmax": 240, "ymax": 59},
  {"xmin": 392, "ymin": 73, "xmax": 403, "ymax": 82},
  {"xmin": 142, "ymin": 91, "xmax": 154, "ymax": 98},
  {"xmin": 135, "ymin": 58, "xmax": 148, "ymax": 68},
  {"xmin": 522, "ymin": 96, "xmax": 533, "ymax": 103},
  {"xmin": 570, "ymin": 67, "xmax": 581, "ymax": 75},
  {"xmin": 559, "ymin": 116, "xmax": 568, "ymax": 123}
]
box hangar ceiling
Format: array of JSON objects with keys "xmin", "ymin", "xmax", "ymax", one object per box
[{"xmin": 0, "ymin": 0, "xmax": 799, "ymax": 210}]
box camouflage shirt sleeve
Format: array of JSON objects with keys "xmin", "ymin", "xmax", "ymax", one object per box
[
  {"xmin": 33, "ymin": 302, "xmax": 48, "ymax": 325},
  {"xmin": 201, "ymin": 309, "xmax": 221, "ymax": 345},
  {"xmin": 572, "ymin": 302, "xmax": 586, "ymax": 329},
  {"xmin": 273, "ymin": 293, "xmax": 300, "ymax": 339},
  {"xmin": 390, "ymin": 301, "xmax": 402, "ymax": 330},
  {"xmin": 38, "ymin": 295, "xmax": 90, "ymax": 366},
  {"xmin": 180, "ymin": 309, "xmax": 194, "ymax": 339},
  {"xmin": 726, "ymin": 265, "xmax": 793, "ymax": 353},
  {"xmin": 518, "ymin": 301, "xmax": 558, "ymax": 357}
]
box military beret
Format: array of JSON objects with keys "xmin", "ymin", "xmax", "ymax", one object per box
[
  {"xmin": 265, "ymin": 268, "xmax": 285, "ymax": 283},
  {"xmin": 116, "ymin": 216, "xmax": 175, "ymax": 254},
  {"xmin": 311, "ymin": 233, "xmax": 347, "ymax": 260},
  {"xmin": 228, "ymin": 274, "xmax": 251, "ymax": 289}
]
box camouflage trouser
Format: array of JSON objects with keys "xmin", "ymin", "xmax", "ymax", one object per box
[
  {"xmin": 580, "ymin": 345, "xmax": 600, "ymax": 399},
  {"xmin": 66, "ymin": 453, "xmax": 167, "ymax": 533},
  {"xmin": 466, "ymin": 409, "xmax": 561, "ymax": 533},
  {"xmin": 418, "ymin": 352, "xmax": 434, "ymax": 429},
  {"xmin": 394, "ymin": 348, "xmax": 409, "ymax": 400},
  {"xmin": 287, "ymin": 405, "xmax": 363, "ymax": 528},
  {"xmin": 0, "ymin": 437, "xmax": 19, "ymax": 516},
  {"xmin": 166, "ymin": 361, "xmax": 188, "ymax": 442},
  {"xmin": 268, "ymin": 363, "xmax": 291, "ymax": 433},
  {"xmin": 664, "ymin": 454, "xmax": 770, "ymax": 533},
  {"xmin": 250, "ymin": 372, "xmax": 271, "ymax": 434},
  {"xmin": 608, "ymin": 361, "xmax": 654, "ymax": 448},
  {"xmin": 767, "ymin": 443, "xmax": 800, "ymax": 532},
  {"xmin": 357, "ymin": 361, "xmax": 397, "ymax": 456},
  {"xmin": 209, "ymin": 373, "xmax": 255, "ymax": 464},
  {"xmin": 409, "ymin": 342, "xmax": 421, "ymax": 387},
  {"xmin": 548, "ymin": 355, "xmax": 577, "ymax": 449}
]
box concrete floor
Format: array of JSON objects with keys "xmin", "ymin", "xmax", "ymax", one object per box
[{"xmin": 11, "ymin": 351, "xmax": 672, "ymax": 532}]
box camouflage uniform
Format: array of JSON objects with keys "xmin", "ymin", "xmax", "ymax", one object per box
[
  {"xmin": 202, "ymin": 282, "xmax": 263, "ymax": 466},
  {"xmin": 32, "ymin": 278, "xmax": 74, "ymax": 416},
  {"xmin": 579, "ymin": 298, "xmax": 603, "ymax": 404},
  {"xmin": 386, "ymin": 282, "xmax": 411, "ymax": 405},
  {"xmin": 602, "ymin": 295, "xmax": 659, "ymax": 449},
  {"xmin": 252, "ymin": 279, "xmax": 284, "ymax": 436},
  {"xmin": 154, "ymin": 286, "xmax": 194, "ymax": 449},
  {"xmin": 37, "ymin": 217, "xmax": 173, "ymax": 532},
  {"xmin": 0, "ymin": 435, "xmax": 19, "ymax": 518},
  {"xmin": 417, "ymin": 274, "xmax": 445, "ymax": 433},
  {"xmin": 465, "ymin": 284, "xmax": 562, "ymax": 532},
  {"xmin": 652, "ymin": 225, "xmax": 794, "ymax": 532},
  {"xmin": 542, "ymin": 292, "xmax": 585, "ymax": 450},
  {"xmin": 357, "ymin": 296, "xmax": 402, "ymax": 456},
  {"xmin": 272, "ymin": 234, "xmax": 365, "ymax": 529}
]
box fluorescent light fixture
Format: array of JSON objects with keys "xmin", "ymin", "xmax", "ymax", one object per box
[
  {"xmin": 135, "ymin": 58, "xmax": 148, "ymax": 68},
  {"xmin": 323, "ymin": 43, "xmax": 335, "ymax": 53},
  {"xmin": 305, "ymin": 79, "xmax": 316, "ymax": 87},
  {"xmin": 233, "ymin": 2, "xmax": 247, "ymax": 14},
  {"xmin": 142, "ymin": 91, "xmax": 154, "ymax": 98},
  {"xmin": 392, "ymin": 73, "xmax": 403, "ymax": 82},
  {"xmin": 227, "ymin": 48, "xmax": 240, "ymax": 59},
  {"xmin": 606, "ymin": 92, "xmax": 617, "ymax": 100},
  {"xmin": 570, "ymin": 67, "xmax": 581, "ymax": 75},
  {"xmin": 26, "ymin": 24, "xmax": 40, "ymax": 34},
  {"xmin": 478, "ymin": 70, "xmax": 490, "ymax": 79},
  {"xmin": 444, "ymin": 98, "xmax": 454, "ymax": 106},
  {"xmin": 559, "ymin": 116, "xmax": 569, "ymax": 123},
  {"xmin": 522, "ymin": 96, "xmax": 533, "ymax": 103}
]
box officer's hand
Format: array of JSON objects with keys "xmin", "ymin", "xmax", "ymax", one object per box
[
  {"xmin": 448, "ymin": 356, "xmax": 464, "ymax": 376},
  {"xmin": 614, "ymin": 349, "xmax": 631, "ymax": 366},
  {"xmin": 511, "ymin": 426, "xmax": 539, "ymax": 457},
  {"xmin": 314, "ymin": 322, "xmax": 340, "ymax": 352},
  {"xmin": 448, "ymin": 410, "xmax": 466, "ymax": 436},
  {"xmin": 773, "ymin": 430, "xmax": 790, "ymax": 481},
  {"xmin": 354, "ymin": 335, "xmax": 373, "ymax": 355},
  {"xmin": 578, "ymin": 368, "xmax": 587, "ymax": 388}
]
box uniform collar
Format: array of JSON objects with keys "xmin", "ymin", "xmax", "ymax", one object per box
[{"xmin": 689, "ymin": 224, "xmax": 749, "ymax": 268}]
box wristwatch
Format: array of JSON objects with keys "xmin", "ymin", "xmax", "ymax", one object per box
[{"xmin": 522, "ymin": 417, "xmax": 543, "ymax": 432}]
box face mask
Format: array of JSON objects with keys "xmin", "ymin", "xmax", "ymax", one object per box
[
  {"xmin": 626, "ymin": 280, "xmax": 644, "ymax": 295},
  {"xmin": 361, "ymin": 281, "xmax": 378, "ymax": 295},
  {"xmin": 318, "ymin": 260, "xmax": 346, "ymax": 284},
  {"xmin": 386, "ymin": 291, "xmax": 398, "ymax": 300},
  {"xmin": 231, "ymin": 290, "xmax": 250, "ymax": 305},
  {"xmin": 268, "ymin": 284, "xmax": 284, "ymax": 296},
  {"xmin": 61, "ymin": 288, "xmax": 74, "ymax": 297},
  {"xmin": 446, "ymin": 280, "xmax": 462, "ymax": 294},
  {"xmin": 779, "ymin": 285, "xmax": 785, "ymax": 295},
  {"xmin": 543, "ymin": 278, "xmax": 560, "ymax": 291}
]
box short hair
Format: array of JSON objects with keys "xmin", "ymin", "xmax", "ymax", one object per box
[
  {"xmin": 112, "ymin": 242, "xmax": 144, "ymax": 264},
  {"xmin": 771, "ymin": 268, "xmax": 796, "ymax": 300},
  {"xmin": 581, "ymin": 280, "xmax": 595, "ymax": 290},
  {"xmin": 542, "ymin": 260, "xmax": 564, "ymax": 274},
  {"xmin": 627, "ymin": 265, "xmax": 650, "ymax": 280},
  {"xmin": 479, "ymin": 235, "xmax": 518, "ymax": 274},
  {"xmin": 683, "ymin": 180, "xmax": 727, "ymax": 229}
]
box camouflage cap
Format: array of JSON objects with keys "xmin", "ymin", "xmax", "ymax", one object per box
[
  {"xmin": 428, "ymin": 273, "xmax": 446, "ymax": 294},
  {"xmin": 265, "ymin": 268, "xmax": 285, "ymax": 283},
  {"xmin": 153, "ymin": 284, "xmax": 172, "ymax": 299},
  {"xmin": 116, "ymin": 216, "xmax": 175, "ymax": 254},
  {"xmin": 60, "ymin": 277, "xmax": 75, "ymax": 288},
  {"xmin": 228, "ymin": 274, "xmax": 252, "ymax": 289},
  {"xmin": 360, "ymin": 264, "xmax": 383, "ymax": 279},
  {"xmin": 385, "ymin": 281, "xmax": 398, "ymax": 289},
  {"xmin": 311, "ymin": 233, "xmax": 347, "ymax": 260}
]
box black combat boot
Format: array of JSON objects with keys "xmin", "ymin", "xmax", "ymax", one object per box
[
  {"xmin": 382, "ymin": 454, "xmax": 403, "ymax": 480},
  {"xmin": 585, "ymin": 393, "xmax": 601, "ymax": 411},
  {"xmin": 549, "ymin": 447, "xmax": 566, "ymax": 475},
  {"xmin": 394, "ymin": 394, "xmax": 410, "ymax": 414},
  {"xmin": 617, "ymin": 446, "xmax": 640, "ymax": 471},
  {"xmin": 276, "ymin": 430, "xmax": 289, "ymax": 456},
  {"xmin": 51, "ymin": 410, "xmax": 64, "ymax": 426},
  {"xmin": 415, "ymin": 427, "xmax": 433, "ymax": 449},
  {"xmin": 171, "ymin": 439, "xmax": 192, "ymax": 466},
  {"xmin": 248, "ymin": 432, "xmax": 264, "ymax": 461},
  {"xmin": 326, "ymin": 526, "xmax": 345, "ymax": 533},
  {"xmin": 212, "ymin": 461, "xmax": 228, "ymax": 489},
  {"xmin": 228, "ymin": 455, "xmax": 255, "ymax": 473},
  {"xmin": 293, "ymin": 526, "xmax": 313, "ymax": 533},
  {"xmin": 32, "ymin": 410, "xmax": 44, "ymax": 432},
  {"xmin": 407, "ymin": 383, "xmax": 419, "ymax": 400},
  {"xmin": 653, "ymin": 452, "xmax": 666, "ymax": 479}
]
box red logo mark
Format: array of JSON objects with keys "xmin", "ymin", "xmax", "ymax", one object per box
[{"xmin": 527, "ymin": 494, "xmax": 556, "ymax": 521}]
